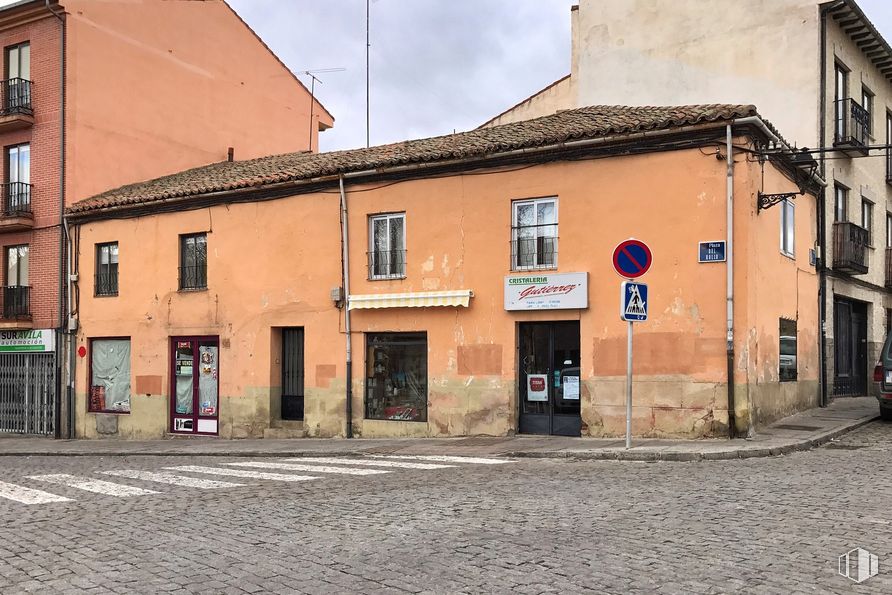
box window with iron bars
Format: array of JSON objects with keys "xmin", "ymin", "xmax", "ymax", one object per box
[
  {"xmin": 368, "ymin": 213, "xmax": 406, "ymax": 279},
  {"xmin": 95, "ymin": 242, "xmax": 118, "ymax": 296},
  {"xmin": 511, "ymin": 197, "xmax": 557, "ymax": 271},
  {"xmin": 179, "ymin": 233, "xmax": 207, "ymax": 290}
]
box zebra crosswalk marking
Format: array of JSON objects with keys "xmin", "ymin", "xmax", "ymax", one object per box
[
  {"xmin": 284, "ymin": 457, "xmax": 455, "ymax": 470},
  {"xmin": 101, "ymin": 470, "xmax": 244, "ymax": 489},
  {"xmin": 165, "ymin": 465, "xmax": 318, "ymax": 482},
  {"xmin": 226, "ymin": 461, "xmax": 390, "ymax": 476},
  {"xmin": 368, "ymin": 455, "xmax": 513, "ymax": 465},
  {"xmin": 27, "ymin": 474, "xmax": 158, "ymax": 497},
  {"xmin": 0, "ymin": 480, "xmax": 72, "ymax": 505}
]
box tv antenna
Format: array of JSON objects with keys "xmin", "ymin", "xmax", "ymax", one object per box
[{"xmin": 299, "ymin": 68, "xmax": 345, "ymax": 151}]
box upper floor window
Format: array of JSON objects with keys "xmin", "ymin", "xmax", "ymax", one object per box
[
  {"xmin": 780, "ymin": 199, "xmax": 795, "ymax": 257},
  {"xmin": 834, "ymin": 61, "xmax": 850, "ymax": 142},
  {"xmin": 835, "ymin": 184, "xmax": 848, "ymax": 222},
  {"xmin": 862, "ymin": 199, "xmax": 874, "ymax": 245},
  {"xmin": 861, "ymin": 86, "xmax": 874, "ymax": 135},
  {"xmin": 95, "ymin": 242, "xmax": 119, "ymax": 297},
  {"xmin": 179, "ymin": 233, "xmax": 207, "ymax": 290},
  {"xmin": 4, "ymin": 244, "xmax": 28, "ymax": 318},
  {"xmin": 5, "ymin": 143, "xmax": 30, "ymax": 215},
  {"xmin": 887, "ymin": 112, "xmax": 892, "ymax": 183},
  {"xmin": 368, "ymin": 213, "xmax": 406, "ymax": 279},
  {"xmin": 886, "ymin": 212, "xmax": 892, "ymax": 249},
  {"xmin": 512, "ymin": 197, "xmax": 557, "ymax": 270},
  {"xmin": 4, "ymin": 42, "xmax": 30, "ymax": 114}
]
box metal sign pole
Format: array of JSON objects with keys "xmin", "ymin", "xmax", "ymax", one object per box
[{"xmin": 626, "ymin": 319, "xmax": 633, "ymax": 449}]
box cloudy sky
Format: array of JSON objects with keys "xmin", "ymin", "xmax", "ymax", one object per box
[{"xmin": 228, "ymin": 0, "xmax": 892, "ymax": 152}]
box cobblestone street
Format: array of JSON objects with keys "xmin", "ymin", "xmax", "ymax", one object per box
[{"xmin": 1, "ymin": 422, "xmax": 890, "ymax": 594}]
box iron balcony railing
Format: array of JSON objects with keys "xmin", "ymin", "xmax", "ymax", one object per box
[
  {"xmin": 833, "ymin": 98, "xmax": 870, "ymax": 151},
  {"xmin": 832, "ymin": 221, "xmax": 869, "ymax": 274},
  {"xmin": 511, "ymin": 235, "xmax": 558, "ymax": 271},
  {"xmin": 1, "ymin": 78, "xmax": 31, "ymax": 116},
  {"xmin": 178, "ymin": 264, "xmax": 207, "ymax": 290},
  {"xmin": 95, "ymin": 271, "xmax": 118, "ymax": 296},
  {"xmin": 3, "ymin": 285, "xmax": 30, "ymax": 318},
  {"xmin": 2, "ymin": 182, "xmax": 31, "ymax": 216},
  {"xmin": 368, "ymin": 249, "xmax": 406, "ymax": 279}
]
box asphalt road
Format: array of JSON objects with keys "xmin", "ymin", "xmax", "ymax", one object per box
[{"xmin": 0, "ymin": 422, "xmax": 890, "ymax": 594}]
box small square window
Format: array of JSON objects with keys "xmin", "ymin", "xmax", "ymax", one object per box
[
  {"xmin": 368, "ymin": 213, "xmax": 406, "ymax": 279},
  {"xmin": 179, "ymin": 233, "xmax": 207, "ymax": 290},
  {"xmin": 512, "ymin": 197, "xmax": 558, "ymax": 270}
]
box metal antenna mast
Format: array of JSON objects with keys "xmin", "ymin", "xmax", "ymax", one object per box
[
  {"xmin": 366, "ymin": 0, "xmax": 370, "ymax": 148},
  {"xmin": 300, "ymin": 68, "xmax": 345, "ymax": 152}
]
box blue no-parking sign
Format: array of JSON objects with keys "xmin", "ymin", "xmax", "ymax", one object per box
[
  {"xmin": 613, "ymin": 239, "xmax": 653, "ymax": 279},
  {"xmin": 620, "ymin": 282, "xmax": 648, "ymax": 322}
]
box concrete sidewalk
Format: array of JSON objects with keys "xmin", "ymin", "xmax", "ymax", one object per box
[{"xmin": 0, "ymin": 397, "xmax": 881, "ymax": 461}]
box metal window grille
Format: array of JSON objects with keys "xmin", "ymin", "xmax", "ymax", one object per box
[
  {"xmin": 367, "ymin": 249, "xmax": 406, "ymax": 279},
  {"xmin": 179, "ymin": 234, "xmax": 207, "ymax": 290},
  {"xmin": 281, "ymin": 328, "xmax": 304, "ymax": 421}
]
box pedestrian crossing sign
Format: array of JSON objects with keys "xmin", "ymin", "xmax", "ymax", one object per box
[{"xmin": 621, "ymin": 281, "xmax": 648, "ymax": 322}]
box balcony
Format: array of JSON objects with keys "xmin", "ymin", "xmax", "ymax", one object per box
[
  {"xmin": 0, "ymin": 182, "xmax": 32, "ymax": 232},
  {"xmin": 2, "ymin": 285, "xmax": 30, "ymax": 319},
  {"xmin": 832, "ymin": 221, "xmax": 869, "ymax": 274},
  {"xmin": 833, "ymin": 98, "xmax": 870, "ymax": 156},
  {"xmin": 886, "ymin": 248, "xmax": 892, "ymax": 289},
  {"xmin": 0, "ymin": 78, "xmax": 32, "ymax": 132},
  {"xmin": 367, "ymin": 249, "xmax": 406, "ymax": 280}
]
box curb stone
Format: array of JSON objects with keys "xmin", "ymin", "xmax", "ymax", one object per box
[{"xmin": 0, "ymin": 415, "xmax": 879, "ymax": 460}]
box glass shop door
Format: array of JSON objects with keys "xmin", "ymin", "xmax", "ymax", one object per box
[
  {"xmin": 170, "ymin": 337, "xmax": 220, "ymax": 435},
  {"xmin": 518, "ymin": 322, "xmax": 581, "ymax": 436}
]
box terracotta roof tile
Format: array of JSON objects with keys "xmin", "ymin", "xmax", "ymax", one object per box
[{"xmin": 67, "ymin": 103, "xmax": 759, "ymax": 215}]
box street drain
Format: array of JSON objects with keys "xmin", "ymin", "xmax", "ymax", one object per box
[{"xmin": 773, "ymin": 424, "xmax": 823, "ymax": 431}]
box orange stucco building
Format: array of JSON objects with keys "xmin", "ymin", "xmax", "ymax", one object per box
[
  {"xmin": 0, "ymin": 0, "xmax": 332, "ymax": 437},
  {"xmin": 66, "ymin": 105, "xmax": 822, "ymax": 440}
]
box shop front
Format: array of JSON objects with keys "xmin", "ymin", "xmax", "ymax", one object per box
[
  {"xmin": 518, "ymin": 321, "xmax": 581, "ymax": 436},
  {"xmin": 170, "ymin": 336, "xmax": 220, "ymax": 435},
  {"xmin": 505, "ymin": 272, "xmax": 587, "ymax": 436}
]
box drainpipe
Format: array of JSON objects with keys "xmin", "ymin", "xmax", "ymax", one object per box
[
  {"xmin": 725, "ymin": 124, "xmax": 737, "ymax": 439},
  {"xmin": 46, "ymin": 0, "xmax": 68, "ymax": 438},
  {"xmin": 818, "ymin": 6, "xmax": 829, "ymax": 407},
  {"xmin": 338, "ymin": 175, "xmax": 353, "ymax": 438}
]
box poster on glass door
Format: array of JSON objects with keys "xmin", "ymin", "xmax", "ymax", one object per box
[{"xmin": 527, "ymin": 374, "xmax": 548, "ymax": 401}]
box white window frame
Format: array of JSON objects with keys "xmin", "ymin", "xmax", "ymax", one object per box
[
  {"xmin": 862, "ymin": 198, "xmax": 874, "ymax": 246},
  {"xmin": 368, "ymin": 212, "xmax": 406, "ymax": 280},
  {"xmin": 835, "ymin": 184, "xmax": 848, "ymax": 222},
  {"xmin": 511, "ymin": 197, "xmax": 559, "ymax": 271},
  {"xmin": 886, "ymin": 212, "xmax": 892, "ymax": 249},
  {"xmin": 780, "ymin": 199, "xmax": 795, "ymax": 258}
]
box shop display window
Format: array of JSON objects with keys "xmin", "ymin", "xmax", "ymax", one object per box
[
  {"xmin": 365, "ymin": 332, "xmax": 427, "ymax": 422},
  {"xmin": 89, "ymin": 338, "xmax": 131, "ymax": 413}
]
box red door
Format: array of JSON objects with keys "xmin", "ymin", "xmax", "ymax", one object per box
[{"xmin": 170, "ymin": 337, "xmax": 219, "ymax": 435}]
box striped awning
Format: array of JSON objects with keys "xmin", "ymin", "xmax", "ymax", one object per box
[{"xmin": 348, "ymin": 290, "xmax": 473, "ymax": 310}]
